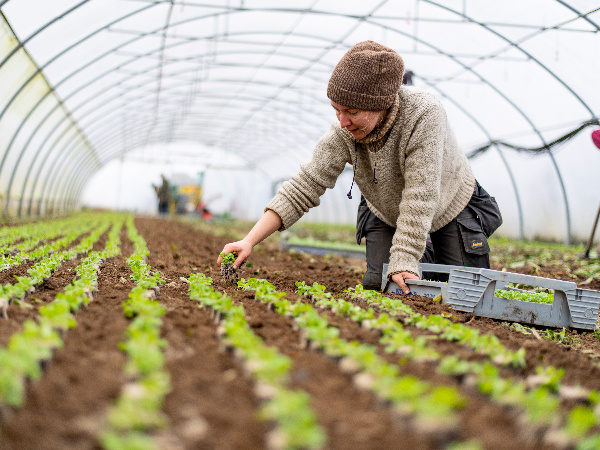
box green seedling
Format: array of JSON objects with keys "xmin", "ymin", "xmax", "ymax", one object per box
[
  {"xmin": 220, "ymin": 252, "xmax": 236, "ymax": 265},
  {"xmin": 540, "ymin": 327, "xmax": 578, "ymax": 346},
  {"xmin": 565, "ymin": 406, "xmax": 597, "ymax": 438},
  {"xmin": 494, "ymin": 285, "xmax": 553, "ymax": 304}
]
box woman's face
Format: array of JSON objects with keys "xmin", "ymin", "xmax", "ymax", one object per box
[{"xmin": 331, "ymin": 100, "xmax": 385, "ymax": 140}]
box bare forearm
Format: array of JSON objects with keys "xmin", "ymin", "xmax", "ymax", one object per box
[{"xmin": 245, "ymin": 209, "xmax": 282, "ymax": 246}]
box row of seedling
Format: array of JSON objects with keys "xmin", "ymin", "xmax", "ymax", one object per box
[
  {"xmin": 238, "ymin": 277, "xmax": 467, "ymax": 446},
  {"xmin": 39, "ymin": 217, "xmax": 123, "ymax": 330},
  {"xmin": 0, "ymin": 218, "xmax": 111, "ymax": 317},
  {"xmin": 0, "ymin": 214, "xmax": 101, "ymax": 271},
  {"xmin": 314, "ymin": 282, "xmax": 600, "ymax": 449},
  {"xmin": 0, "ymin": 216, "xmax": 123, "ymax": 423},
  {"xmin": 101, "ymin": 216, "xmax": 170, "ymax": 450},
  {"xmin": 187, "ymin": 273, "xmax": 326, "ymax": 450},
  {"xmin": 346, "ymin": 285, "xmax": 525, "ymax": 366},
  {"xmin": 0, "ymin": 213, "xmax": 88, "ymax": 250}
]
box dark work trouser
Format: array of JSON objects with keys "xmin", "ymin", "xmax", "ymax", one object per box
[
  {"xmin": 158, "ymin": 202, "xmax": 169, "ymax": 214},
  {"xmin": 356, "ymin": 184, "xmax": 491, "ymax": 290}
]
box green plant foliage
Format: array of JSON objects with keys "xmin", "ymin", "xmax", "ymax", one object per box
[
  {"xmin": 188, "ymin": 273, "xmax": 326, "ymax": 449},
  {"xmin": 502, "ymin": 322, "xmax": 532, "ymax": 335},
  {"xmin": 565, "ymin": 406, "xmax": 597, "ymax": 438},
  {"xmin": 417, "ymin": 386, "xmax": 467, "ymax": 418},
  {"xmin": 100, "ymin": 216, "xmax": 171, "ymax": 449},
  {"xmin": 494, "ymin": 287, "xmax": 553, "ymax": 304},
  {"xmin": 540, "ymin": 327, "xmax": 578, "ymax": 346},
  {"xmin": 577, "ymin": 434, "xmax": 600, "ymax": 450},
  {"xmin": 314, "ymin": 279, "xmax": 600, "ymax": 443},
  {"xmin": 524, "ymin": 386, "xmax": 559, "ymax": 425},
  {"xmin": 447, "ymin": 441, "xmax": 484, "ymax": 450},
  {"xmin": 246, "ymin": 277, "xmax": 467, "ymax": 428},
  {"xmin": 39, "ymin": 301, "xmax": 77, "ymax": 330},
  {"xmin": 220, "ymin": 251, "xmax": 236, "ymax": 265},
  {"xmin": 101, "ymin": 431, "xmax": 157, "ymax": 450},
  {"xmin": 0, "ymin": 215, "xmax": 125, "ymax": 412},
  {"xmin": 0, "ymin": 350, "xmax": 27, "ymax": 406},
  {"xmin": 258, "ymin": 390, "xmax": 326, "ymax": 450},
  {"xmin": 533, "ymin": 366, "xmax": 565, "ymax": 392}
]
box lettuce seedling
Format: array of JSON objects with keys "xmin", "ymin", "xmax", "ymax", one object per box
[
  {"xmin": 220, "ymin": 252, "xmax": 236, "ymax": 265},
  {"xmin": 565, "ymin": 406, "xmax": 597, "ymax": 439},
  {"xmin": 0, "ymin": 351, "xmax": 27, "ymax": 406},
  {"xmin": 101, "ymin": 430, "xmax": 156, "ymax": 450},
  {"xmin": 494, "ymin": 287, "xmax": 553, "ymax": 304},
  {"xmin": 524, "ymin": 386, "xmax": 559, "ymax": 425},
  {"xmin": 259, "ymin": 390, "xmax": 326, "ymax": 450},
  {"xmin": 220, "ymin": 252, "xmax": 245, "ymax": 283}
]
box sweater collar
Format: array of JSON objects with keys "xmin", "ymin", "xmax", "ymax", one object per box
[{"xmin": 355, "ymin": 93, "xmax": 400, "ymax": 146}]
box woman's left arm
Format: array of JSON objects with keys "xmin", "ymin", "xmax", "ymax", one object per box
[{"xmin": 387, "ymin": 102, "xmax": 448, "ymax": 287}]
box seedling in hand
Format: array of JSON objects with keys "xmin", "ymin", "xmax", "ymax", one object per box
[{"xmin": 220, "ymin": 252, "xmax": 245, "ymax": 283}]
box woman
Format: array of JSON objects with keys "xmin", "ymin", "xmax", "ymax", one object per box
[{"xmin": 217, "ymin": 40, "xmax": 501, "ymax": 294}]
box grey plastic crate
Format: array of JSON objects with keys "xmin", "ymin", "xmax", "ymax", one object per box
[
  {"xmin": 447, "ymin": 268, "xmax": 600, "ymax": 330},
  {"xmin": 381, "ymin": 263, "xmax": 600, "ymax": 330}
]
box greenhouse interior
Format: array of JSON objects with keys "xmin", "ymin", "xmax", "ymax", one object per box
[
  {"xmin": 0, "ymin": 0, "xmax": 598, "ymax": 244},
  {"xmin": 1, "ymin": 2, "xmax": 600, "ymax": 450}
]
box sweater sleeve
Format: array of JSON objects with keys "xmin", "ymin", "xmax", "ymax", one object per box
[
  {"xmin": 387, "ymin": 102, "xmax": 447, "ymax": 277},
  {"xmin": 265, "ymin": 124, "xmax": 350, "ymax": 230}
]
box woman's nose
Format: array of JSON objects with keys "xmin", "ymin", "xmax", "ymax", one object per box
[{"xmin": 338, "ymin": 112, "xmax": 351, "ymax": 128}]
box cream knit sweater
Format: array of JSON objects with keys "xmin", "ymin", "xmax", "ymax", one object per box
[{"xmin": 266, "ymin": 86, "xmax": 475, "ymax": 277}]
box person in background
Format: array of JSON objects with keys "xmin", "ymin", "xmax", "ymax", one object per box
[
  {"xmin": 152, "ymin": 174, "xmax": 172, "ymax": 216},
  {"xmin": 217, "ymin": 41, "xmax": 502, "ymax": 294}
]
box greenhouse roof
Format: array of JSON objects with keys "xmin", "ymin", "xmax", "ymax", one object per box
[{"xmin": 0, "ymin": 1, "xmax": 599, "ymax": 243}]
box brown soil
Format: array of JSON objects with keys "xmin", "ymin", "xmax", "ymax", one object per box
[{"xmin": 0, "ymin": 216, "xmax": 598, "ymax": 449}]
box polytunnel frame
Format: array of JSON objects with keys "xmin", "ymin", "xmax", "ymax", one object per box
[
  {"xmin": 5, "ymin": 57, "xmax": 319, "ymax": 215},
  {"xmin": 0, "ymin": 2, "xmax": 596, "ymax": 243},
  {"xmin": 21, "ymin": 69, "xmax": 329, "ymax": 217},
  {"xmin": 0, "ymin": 0, "xmax": 158, "ymax": 213},
  {"xmin": 44, "ymin": 79, "xmax": 324, "ymax": 216},
  {"xmin": 425, "ymin": 1, "xmax": 598, "ymax": 245},
  {"xmin": 59, "ymin": 90, "xmax": 323, "ymax": 212},
  {"xmin": 418, "ymin": 77, "xmax": 526, "ymax": 241},
  {"xmin": 0, "ymin": 2, "xmax": 422, "ymax": 193},
  {"xmin": 0, "ymin": 3, "xmax": 572, "ymax": 225},
  {"xmin": 60, "ymin": 123, "xmax": 310, "ymax": 218},
  {"xmin": 0, "ymin": 10, "xmax": 506, "ymax": 213},
  {"xmin": 60, "ymin": 121, "xmax": 311, "ymax": 217},
  {"xmin": 0, "ymin": 11, "xmax": 350, "ymax": 218},
  {"xmin": 0, "ymin": 9, "xmax": 342, "ymax": 215}
]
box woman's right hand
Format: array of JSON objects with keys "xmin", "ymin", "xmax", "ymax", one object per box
[
  {"xmin": 217, "ymin": 239, "xmax": 253, "ymax": 269},
  {"xmin": 216, "ymin": 209, "xmax": 283, "ymax": 270}
]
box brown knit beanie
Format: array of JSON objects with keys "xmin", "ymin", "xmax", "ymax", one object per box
[{"xmin": 327, "ymin": 41, "xmax": 404, "ymax": 110}]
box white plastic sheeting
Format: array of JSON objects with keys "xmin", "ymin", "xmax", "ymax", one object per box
[{"xmin": 0, "ymin": 1, "xmax": 598, "ymax": 243}]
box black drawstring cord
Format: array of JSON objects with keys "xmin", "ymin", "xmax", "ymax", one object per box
[
  {"xmin": 373, "ymin": 162, "xmax": 378, "ymax": 184},
  {"xmin": 347, "ymin": 141, "xmax": 358, "ymax": 199},
  {"xmin": 348, "ymin": 141, "xmax": 379, "ymax": 198}
]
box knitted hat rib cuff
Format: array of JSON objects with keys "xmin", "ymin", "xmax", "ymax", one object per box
[{"xmin": 327, "ymin": 83, "xmax": 396, "ymax": 110}]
